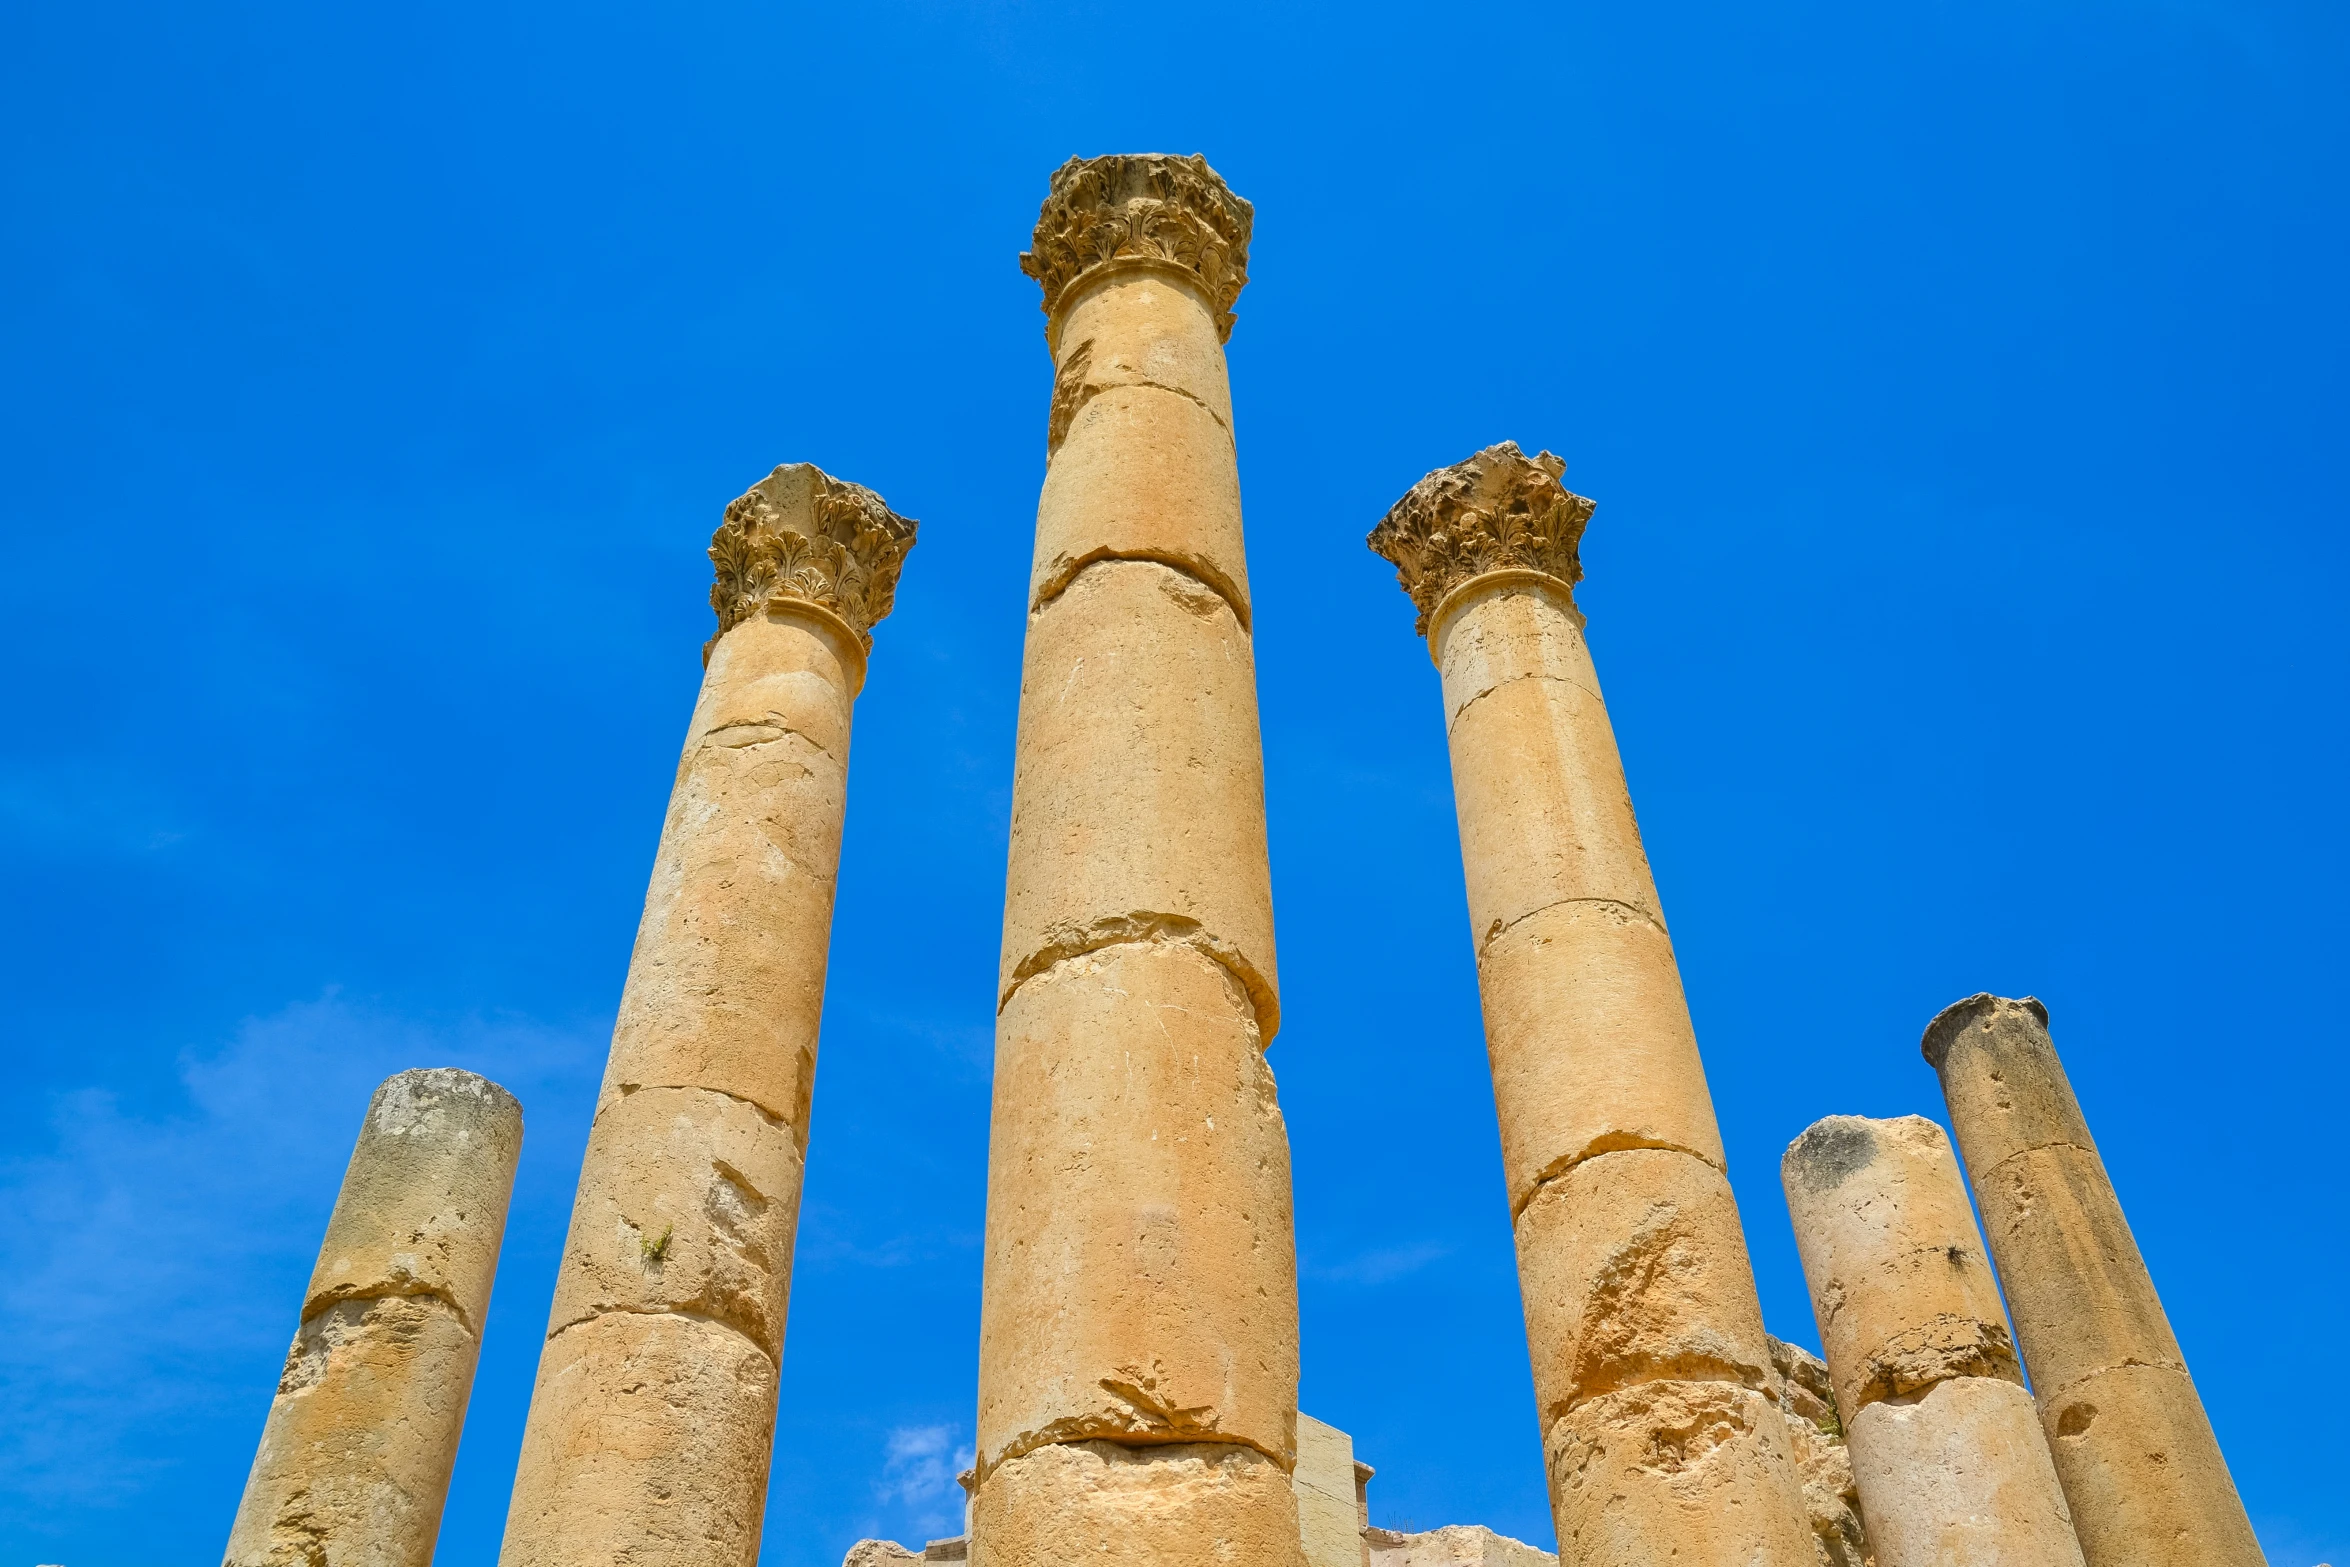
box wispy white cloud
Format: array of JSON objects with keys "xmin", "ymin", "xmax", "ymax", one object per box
[
  {"xmin": 0, "ymin": 995, "xmax": 603, "ymax": 1535},
  {"xmin": 1307, "ymin": 1240, "xmax": 1453, "ymax": 1286},
  {"xmin": 869, "ymin": 1422, "xmax": 974, "ymax": 1545}
]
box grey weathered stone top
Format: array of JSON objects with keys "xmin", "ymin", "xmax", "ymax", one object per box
[
  {"xmin": 1921, "ymin": 993, "xmax": 2097, "ymax": 1180},
  {"xmin": 1020, "ymin": 153, "xmax": 1253, "ymax": 344},
  {"xmin": 707, "ymin": 463, "xmax": 919, "ymax": 663},
  {"xmin": 1368, "ymin": 441, "xmax": 1597, "ymax": 638}
]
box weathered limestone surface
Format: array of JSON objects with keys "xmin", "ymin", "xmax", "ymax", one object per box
[
  {"xmin": 972, "ymin": 153, "xmax": 1301, "ymax": 1567},
  {"xmin": 1369, "ymin": 443, "xmax": 1815, "ymax": 1567},
  {"xmin": 1365, "ymin": 1526, "xmax": 1555, "ymax": 1567},
  {"xmin": 1764, "ymin": 1338, "xmax": 1869, "ymax": 1567},
  {"xmin": 226, "ymin": 1069, "xmax": 522, "ymax": 1567},
  {"xmin": 1295, "ymin": 1415, "xmax": 1368, "ymax": 1567},
  {"xmin": 1923, "ymin": 995, "xmax": 2265, "ymax": 1567},
  {"xmin": 500, "ymin": 465, "xmax": 916, "ymax": 1567},
  {"xmin": 1783, "ymin": 1114, "xmax": 2082, "ymax": 1567}
]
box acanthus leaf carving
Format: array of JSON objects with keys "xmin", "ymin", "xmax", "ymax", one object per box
[
  {"xmin": 1366, "ymin": 441, "xmax": 1597, "ymax": 637},
  {"xmin": 1019, "ymin": 153, "xmax": 1253, "ymax": 343},
  {"xmin": 706, "ymin": 464, "xmax": 919, "ymax": 664}
]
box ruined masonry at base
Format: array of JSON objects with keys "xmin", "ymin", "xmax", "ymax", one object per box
[
  {"xmin": 1366, "ymin": 445, "xmax": 1818, "ymax": 1567},
  {"xmin": 969, "ymin": 152, "xmax": 1304, "ymax": 1567},
  {"xmin": 1784, "ymin": 1114, "xmax": 2085, "ymax": 1567},
  {"xmin": 497, "ymin": 465, "xmax": 917, "ymax": 1567},
  {"xmin": 225, "ymin": 1068, "xmax": 523, "ymax": 1567},
  {"xmin": 1923, "ymin": 996, "xmax": 2266, "ymax": 1567}
]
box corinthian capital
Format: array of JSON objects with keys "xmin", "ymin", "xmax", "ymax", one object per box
[
  {"xmin": 1367, "ymin": 441, "xmax": 1597, "ymax": 637},
  {"xmin": 1019, "ymin": 153, "xmax": 1253, "ymax": 343},
  {"xmin": 707, "ymin": 463, "xmax": 918, "ymax": 662}
]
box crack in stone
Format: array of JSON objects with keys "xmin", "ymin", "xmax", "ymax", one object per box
[
  {"xmin": 1445, "ymin": 669, "xmax": 1607, "ymax": 734},
  {"xmin": 999, "ymin": 912, "xmax": 1276, "ymax": 1044},
  {"xmin": 1513, "ymin": 1139, "xmax": 1729, "ymax": 1222},
  {"xmin": 1478, "ymin": 895, "xmax": 1666, "ymax": 960},
  {"xmin": 540, "ymin": 1300, "xmax": 781, "ymax": 1369},
  {"xmin": 1031, "ymin": 549, "xmax": 1252, "ymax": 634}
]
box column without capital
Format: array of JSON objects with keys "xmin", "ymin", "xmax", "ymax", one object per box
[
  {"xmin": 1922, "ymin": 995, "xmax": 2265, "ymax": 1567},
  {"xmin": 969, "ymin": 153, "xmax": 1303, "ymax": 1567},
  {"xmin": 498, "ymin": 464, "xmax": 916, "ymax": 1567},
  {"xmin": 1783, "ymin": 1114, "xmax": 2086, "ymax": 1567},
  {"xmin": 1368, "ymin": 445, "xmax": 1816, "ymax": 1567},
  {"xmin": 225, "ymin": 1068, "xmax": 523, "ymax": 1567}
]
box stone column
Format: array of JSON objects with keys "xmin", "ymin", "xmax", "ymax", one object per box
[
  {"xmin": 969, "ymin": 153, "xmax": 1301, "ymax": 1567},
  {"xmin": 1922, "ymin": 996, "xmax": 2265, "ymax": 1567},
  {"xmin": 1367, "ymin": 444, "xmax": 1815, "ymax": 1567},
  {"xmin": 225, "ymin": 1068, "xmax": 523, "ymax": 1567},
  {"xmin": 499, "ymin": 465, "xmax": 917, "ymax": 1567},
  {"xmin": 1783, "ymin": 1114, "xmax": 2085, "ymax": 1567}
]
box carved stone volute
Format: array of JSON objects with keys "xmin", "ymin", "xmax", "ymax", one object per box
[
  {"xmin": 1020, "ymin": 153, "xmax": 1253, "ymax": 344},
  {"xmin": 1367, "ymin": 441, "xmax": 1596, "ymax": 637},
  {"xmin": 707, "ymin": 464, "xmax": 919, "ymax": 663}
]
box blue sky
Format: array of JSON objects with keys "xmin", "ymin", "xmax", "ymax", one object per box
[{"xmin": 2, "ymin": 2, "xmax": 2344, "ymax": 1563}]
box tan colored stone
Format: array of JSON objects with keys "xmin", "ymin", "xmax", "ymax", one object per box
[
  {"xmin": 1543, "ymin": 1381, "xmax": 1819, "ymax": 1567},
  {"xmin": 225, "ymin": 1296, "xmax": 482, "ymax": 1567},
  {"xmin": 1371, "ymin": 444, "xmax": 1813, "ymax": 1566},
  {"xmin": 1764, "ymin": 1339, "xmax": 1869, "ymax": 1567},
  {"xmin": 504, "ymin": 465, "xmax": 914, "ymax": 1567},
  {"xmin": 227, "ymin": 1068, "xmax": 522, "ymax": 1567},
  {"xmin": 1782, "ymin": 1115, "xmax": 2019, "ymax": 1417},
  {"xmin": 1053, "ymin": 270, "xmax": 1235, "ymax": 438},
  {"xmin": 1035, "ymin": 381, "xmax": 1248, "ymax": 619},
  {"xmin": 1924, "ymin": 995, "xmax": 2261, "ymax": 1567},
  {"xmin": 1295, "ymin": 1415, "xmax": 1365, "ymax": 1567},
  {"xmin": 1921, "ymin": 994, "xmax": 2093, "ymax": 1178},
  {"xmin": 969, "ymin": 1440, "xmax": 1302, "ymax": 1567},
  {"xmin": 301, "ymin": 1068, "xmax": 522, "ymax": 1326},
  {"xmin": 844, "ymin": 1544, "xmax": 924, "ymax": 1567},
  {"xmin": 500, "ymin": 1310, "xmax": 779, "ymax": 1567},
  {"xmin": 1968, "ymin": 1141, "xmax": 2185, "ymax": 1396},
  {"xmin": 2039, "ymin": 1362, "xmax": 2268, "ymax": 1567},
  {"xmin": 599, "ymin": 608, "xmax": 854, "ymax": 1127},
  {"xmin": 996, "ymin": 558, "xmax": 1279, "ymax": 1035},
  {"xmin": 1439, "ymin": 583, "xmax": 1660, "ymax": 941},
  {"xmin": 546, "ymin": 1084, "xmax": 804, "ymax": 1360},
  {"xmin": 1364, "ymin": 1526, "xmax": 1555, "ymax": 1567},
  {"xmin": 1479, "ymin": 901, "xmax": 1725, "ymax": 1212},
  {"xmin": 977, "ymin": 938, "xmax": 1297, "ymax": 1468},
  {"xmin": 1516, "ymin": 1149, "xmax": 1775, "ymax": 1419},
  {"xmin": 1845, "ymin": 1377, "xmax": 2083, "ymax": 1567}
]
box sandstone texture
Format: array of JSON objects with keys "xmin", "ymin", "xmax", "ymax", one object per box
[
  {"xmin": 970, "ymin": 1440, "xmax": 1301, "ymax": 1567},
  {"xmin": 500, "ymin": 464, "xmax": 916, "ymax": 1567},
  {"xmin": 1369, "ymin": 443, "xmax": 1815, "ymax": 1567},
  {"xmin": 1764, "ymin": 1338, "xmax": 1870, "ymax": 1567},
  {"xmin": 225, "ymin": 1068, "xmax": 522, "ymax": 1567},
  {"xmin": 1784, "ymin": 1113, "xmax": 2082, "ymax": 1567},
  {"xmin": 972, "ymin": 153, "xmax": 1302, "ymax": 1567},
  {"xmin": 1294, "ymin": 1415, "xmax": 1368, "ymax": 1567},
  {"xmin": 1365, "ymin": 1525, "xmax": 1555, "ymax": 1567},
  {"xmin": 1923, "ymin": 995, "xmax": 2264, "ymax": 1567}
]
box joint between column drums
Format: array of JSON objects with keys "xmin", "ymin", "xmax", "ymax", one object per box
[
  {"xmin": 1477, "ymin": 894, "xmax": 1666, "ymax": 960},
  {"xmin": 973, "ymin": 1428, "xmax": 1294, "ymax": 1491},
  {"xmin": 1510, "ymin": 1138, "xmax": 1728, "ymax": 1223},
  {"xmin": 540, "ymin": 1302, "xmax": 783, "ymax": 1369},
  {"xmin": 1030, "ymin": 549, "xmax": 1252, "ymax": 633},
  {"xmin": 997, "ymin": 917, "xmax": 1280, "ymax": 1044},
  {"xmin": 300, "ymin": 1283, "xmax": 482, "ymax": 1343}
]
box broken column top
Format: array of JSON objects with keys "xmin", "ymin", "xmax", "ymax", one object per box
[
  {"xmin": 1019, "ymin": 153, "xmax": 1254, "ymax": 344},
  {"xmin": 1919, "ymin": 992, "xmax": 2097, "ymax": 1179},
  {"xmin": 706, "ymin": 462, "xmax": 920, "ymax": 664},
  {"xmin": 1367, "ymin": 441, "xmax": 1596, "ymax": 639}
]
